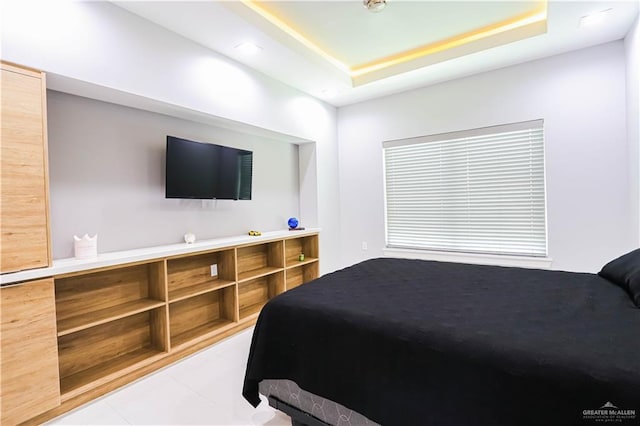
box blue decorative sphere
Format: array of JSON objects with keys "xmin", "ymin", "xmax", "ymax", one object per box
[{"xmin": 287, "ymin": 217, "xmax": 299, "ymax": 229}]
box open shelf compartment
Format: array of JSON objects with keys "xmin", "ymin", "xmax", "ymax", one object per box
[
  {"xmin": 58, "ymin": 307, "xmax": 168, "ymax": 400},
  {"xmin": 285, "ymin": 262, "xmax": 319, "ymax": 291},
  {"xmin": 55, "ymin": 262, "xmax": 166, "ymax": 336},
  {"xmin": 167, "ymin": 249, "xmax": 235, "ymax": 302},
  {"xmin": 239, "ymin": 272, "xmax": 284, "ymax": 321},
  {"xmin": 284, "ymin": 235, "xmax": 319, "ymax": 268},
  {"xmin": 237, "ymin": 241, "xmax": 284, "ymax": 282},
  {"xmin": 169, "ymin": 286, "xmax": 237, "ymax": 349}
]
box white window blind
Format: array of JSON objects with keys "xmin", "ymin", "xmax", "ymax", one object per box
[{"xmin": 383, "ymin": 120, "xmax": 547, "ymax": 257}]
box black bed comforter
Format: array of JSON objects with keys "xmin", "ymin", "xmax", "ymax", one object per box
[{"xmin": 243, "ymin": 258, "xmax": 640, "ymax": 425}]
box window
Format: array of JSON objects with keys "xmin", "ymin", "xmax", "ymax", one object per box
[{"xmin": 383, "ymin": 120, "xmax": 547, "ymax": 257}]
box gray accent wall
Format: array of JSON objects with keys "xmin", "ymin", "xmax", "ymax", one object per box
[{"xmin": 47, "ymin": 91, "xmax": 300, "ymax": 259}]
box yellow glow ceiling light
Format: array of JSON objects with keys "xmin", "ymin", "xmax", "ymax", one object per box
[{"xmin": 241, "ymin": 1, "xmax": 548, "ymax": 85}]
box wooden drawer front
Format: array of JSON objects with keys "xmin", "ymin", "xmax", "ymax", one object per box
[
  {"xmin": 0, "ymin": 65, "xmax": 50, "ymax": 273},
  {"xmin": 1, "ymin": 278, "xmax": 60, "ymax": 424}
]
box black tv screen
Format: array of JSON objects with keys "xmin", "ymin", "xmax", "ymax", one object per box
[{"xmin": 165, "ymin": 136, "xmax": 253, "ymax": 200}]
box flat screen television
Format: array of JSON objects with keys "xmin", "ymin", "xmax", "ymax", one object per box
[{"xmin": 165, "ymin": 136, "xmax": 253, "ymax": 200}]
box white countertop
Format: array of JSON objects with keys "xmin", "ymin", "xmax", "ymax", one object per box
[{"xmin": 0, "ymin": 228, "xmax": 320, "ymax": 286}]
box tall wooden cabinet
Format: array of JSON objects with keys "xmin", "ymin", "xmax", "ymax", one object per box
[
  {"xmin": 0, "ymin": 61, "xmax": 51, "ymax": 273},
  {"xmin": 1, "ymin": 278, "xmax": 61, "ymax": 425},
  {"xmin": 1, "ymin": 62, "xmax": 58, "ymax": 425}
]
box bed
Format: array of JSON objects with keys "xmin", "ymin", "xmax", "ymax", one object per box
[{"xmin": 243, "ymin": 253, "xmax": 640, "ymax": 426}]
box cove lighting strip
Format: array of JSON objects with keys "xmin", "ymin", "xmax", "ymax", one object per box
[
  {"xmin": 241, "ymin": 0, "xmax": 350, "ymax": 73},
  {"xmin": 242, "ymin": 0, "xmax": 548, "ymax": 82}
]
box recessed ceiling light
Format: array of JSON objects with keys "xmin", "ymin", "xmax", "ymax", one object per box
[
  {"xmin": 579, "ymin": 8, "xmax": 612, "ymax": 28},
  {"xmin": 363, "ymin": 0, "xmax": 386, "ymax": 13},
  {"xmin": 235, "ymin": 42, "xmax": 262, "ymax": 55}
]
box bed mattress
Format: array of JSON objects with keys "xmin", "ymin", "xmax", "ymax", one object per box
[{"xmin": 243, "ymin": 258, "xmax": 640, "ymax": 425}]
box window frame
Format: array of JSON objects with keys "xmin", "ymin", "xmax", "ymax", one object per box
[{"xmin": 382, "ymin": 119, "xmax": 549, "ymax": 261}]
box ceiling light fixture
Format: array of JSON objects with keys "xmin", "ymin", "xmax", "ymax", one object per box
[
  {"xmin": 579, "ymin": 8, "xmax": 612, "ymax": 28},
  {"xmin": 234, "ymin": 42, "xmax": 262, "ymax": 55},
  {"xmin": 363, "ymin": 0, "xmax": 386, "ymax": 13}
]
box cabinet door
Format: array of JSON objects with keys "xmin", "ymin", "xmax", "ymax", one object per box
[
  {"xmin": 1, "ymin": 278, "xmax": 61, "ymax": 424},
  {"xmin": 0, "ymin": 63, "xmax": 51, "ymax": 273}
]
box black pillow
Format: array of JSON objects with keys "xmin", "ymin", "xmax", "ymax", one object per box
[{"xmin": 598, "ymin": 248, "xmax": 640, "ymax": 308}]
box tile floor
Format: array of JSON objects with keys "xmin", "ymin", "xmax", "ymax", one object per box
[{"xmin": 47, "ymin": 327, "xmax": 291, "ymax": 425}]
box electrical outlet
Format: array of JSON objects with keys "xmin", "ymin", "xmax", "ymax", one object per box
[
  {"xmin": 210, "ymin": 264, "xmax": 218, "ymax": 277},
  {"xmin": 361, "ymin": 241, "xmax": 368, "ymax": 251}
]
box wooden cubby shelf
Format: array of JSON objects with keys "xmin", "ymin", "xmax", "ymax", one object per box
[
  {"xmin": 8, "ymin": 230, "xmax": 318, "ymax": 424},
  {"xmin": 60, "ymin": 348, "xmax": 165, "ymax": 400},
  {"xmin": 237, "ymin": 241, "xmax": 284, "ymax": 282},
  {"xmin": 57, "ymin": 299, "xmax": 165, "ymax": 336},
  {"xmin": 167, "ymin": 249, "xmax": 235, "ymax": 303},
  {"xmin": 58, "ymin": 308, "xmax": 168, "ymax": 400},
  {"xmin": 284, "ymin": 235, "xmax": 319, "ymax": 268},
  {"xmin": 168, "ymin": 280, "xmax": 235, "ymax": 303},
  {"xmin": 239, "ymin": 272, "xmax": 285, "ymax": 321},
  {"xmin": 238, "ymin": 266, "xmax": 283, "ymax": 283},
  {"xmin": 286, "ymin": 257, "xmax": 319, "ymax": 269},
  {"xmin": 55, "ymin": 262, "xmax": 166, "ymax": 336},
  {"xmin": 170, "ymin": 318, "xmax": 236, "ymax": 349},
  {"xmin": 169, "ymin": 286, "xmax": 237, "ymax": 349},
  {"xmin": 286, "ymin": 262, "xmax": 319, "ymax": 291}
]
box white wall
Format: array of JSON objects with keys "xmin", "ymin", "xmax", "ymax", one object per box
[
  {"xmin": 47, "ymin": 91, "xmax": 300, "ymax": 258},
  {"xmin": 338, "ymin": 41, "xmax": 632, "ymax": 273},
  {"xmin": 625, "ymin": 14, "xmax": 640, "ymax": 246},
  {"xmin": 3, "ymin": 1, "xmax": 636, "ymax": 273},
  {"xmin": 1, "ymin": 1, "xmax": 343, "ymax": 272}
]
